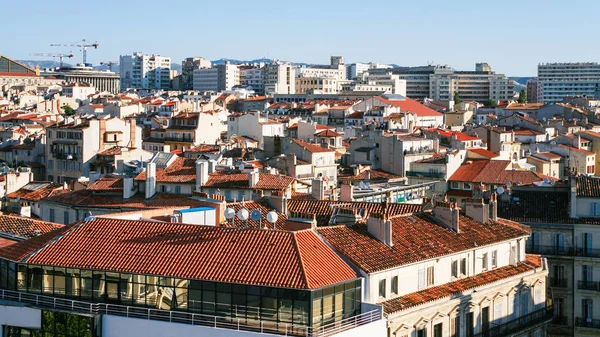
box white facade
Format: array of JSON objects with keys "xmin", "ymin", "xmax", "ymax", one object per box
[
  {"xmin": 193, "ymin": 68, "xmax": 219, "ymax": 92},
  {"xmin": 120, "ymin": 52, "xmax": 171, "ymax": 90},
  {"xmin": 264, "ymin": 62, "xmax": 295, "ymax": 95},
  {"xmin": 241, "ymin": 67, "xmax": 264, "ymax": 95},
  {"xmin": 537, "ymin": 62, "xmax": 600, "ymax": 103},
  {"xmin": 227, "ymin": 112, "xmax": 284, "ymax": 148}
]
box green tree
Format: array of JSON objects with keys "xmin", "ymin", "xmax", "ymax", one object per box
[
  {"xmin": 518, "ymin": 89, "xmax": 527, "ymax": 103},
  {"xmin": 62, "ymin": 104, "xmax": 75, "ymax": 116},
  {"xmin": 453, "ymin": 92, "xmax": 462, "ymax": 104},
  {"xmin": 484, "ymin": 99, "xmax": 497, "ymax": 108}
]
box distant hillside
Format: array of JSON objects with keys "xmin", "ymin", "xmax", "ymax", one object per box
[
  {"xmin": 211, "ymin": 58, "xmax": 273, "ymax": 65},
  {"xmin": 510, "ymin": 77, "xmax": 533, "ymax": 86},
  {"xmin": 17, "ymin": 60, "xmax": 67, "ymax": 69}
]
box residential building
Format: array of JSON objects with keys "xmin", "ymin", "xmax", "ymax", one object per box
[
  {"xmin": 286, "ymin": 139, "xmax": 338, "ymax": 187},
  {"xmin": 227, "ymin": 112, "xmax": 285, "ymax": 148},
  {"xmin": 192, "ymin": 67, "xmax": 219, "ymax": 92},
  {"xmin": 264, "ymin": 62, "xmax": 295, "ymax": 95},
  {"xmin": 537, "ymin": 62, "xmax": 600, "ymax": 103},
  {"xmin": 60, "ymin": 83, "xmax": 96, "ymax": 101},
  {"xmin": 119, "ymin": 52, "xmax": 171, "ymax": 90},
  {"xmin": 296, "ymin": 56, "xmax": 346, "ymax": 81},
  {"xmin": 527, "ymin": 78, "xmax": 538, "ymax": 103},
  {"xmin": 352, "ymin": 95, "xmax": 444, "ymax": 130},
  {"xmin": 181, "ymin": 57, "xmax": 211, "ymax": 90},
  {"xmin": 240, "ymin": 66, "xmax": 264, "ymax": 95},
  {"xmin": 5, "ymin": 182, "xmax": 67, "ymax": 218},
  {"xmin": 295, "ymin": 77, "xmax": 339, "ymax": 94}
]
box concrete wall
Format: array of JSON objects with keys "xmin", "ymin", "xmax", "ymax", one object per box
[{"xmin": 0, "ymin": 305, "xmax": 42, "ymax": 329}]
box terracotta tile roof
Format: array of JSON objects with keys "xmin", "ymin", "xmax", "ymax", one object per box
[
  {"xmin": 449, "ymin": 160, "xmax": 556, "ymax": 186},
  {"xmin": 290, "ymin": 191, "xmax": 315, "ymax": 200},
  {"xmin": 185, "ymin": 144, "xmax": 220, "ymax": 153},
  {"xmin": 505, "ymin": 103, "xmax": 545, "ymax": 110},
  {"xmin": 318, "ymin": 213, "xmax": 530, "ymax": 273},
  {"xmin": 314, "ymin": 129, "xmax": 342, "ymax": 137},
  {"xmin": 287, "ymin": 124, "xmax": 298, "ymax": 131},
  {"xmin": 6, "ymin": 182, "xmax": 66, "ymax": 202},
  {"xmin": 288, "ymin": 200, "xmax": 421, "ymax": 227},
  {"xmin": 87, "ymin": 176, "xmax": 124, "ymax": 192},
  {"xmin": 44, "ymin": 190, "xmax": 209, "ymax": 210},
  {"xmin": 0, "ymin": 237, "xmax": 17, "ymax": 248},
  {"xmin": 98, "ymin": 146, "xmax": 123, "ymax": 156},
  {"xmin": 135, "ymin": 157, "xmax": 196, "ymax": 183},
  {"xmin": 424, "ymin": 128, "xmax": 481, "ymax": 141},
  {"xmin": 0, "ymin": 215, "xmax": 64, "ymax": 239},
  {"xmin": 243, "ymin": 95, "xmax": 267, "ymax": 102},
  {"xmin": 224, "ymin": 200, "xmax": 288, "ymax": 230},
  {"xmin": 338, "ymin": 169, "xmax": 403, "ymax": 182},
  {"xmin": 467, "ymin": 148, "xmax": 499, "ymax": 159},
  {"xmin": 558, "ymin": 144, "xmax": 595, "ymax": 155},
  {"xmin": 346, "ymin": 111, "xmax": 364, "ymax": 119},
  {"xmin": 0, "ymin": 218, "xmax": 357, "ymax": 289},
  {"xmin": 291, "ymin": 139, "xmax": 335, "ymax": 153},
  {"xmin": 381, "ymin": 255, "xmax": 543, "ymax": 314},
  {"xmin": 375, "ymin": 96, "xmax": 442, "ymax": 117},
  {"xmin": 203, "ymin": 173, "xmax": 295, "ymax": 190},
  {"xmin": 577, "ymin": 175, "xmax": 600, "ymax": 197}
]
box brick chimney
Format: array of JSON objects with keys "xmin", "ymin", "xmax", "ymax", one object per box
[
  {"xmin": 465, "ymin": 198, "xmax": 489, "ymax": 224},
  {"xmin": 267, "ymin": 190, "xmax": 287, "ymax": 214},
  {"xmin": 489, "ymin": 193, "xmax": 498, "ymax": 221},
  {"xmin": 196, "ymin": 160, "xmax": 208, "ymax": 190},
  {"xmin": 433, "ymin": 201, "xmax": 460, "ymax": 233},
  {"xmin": 145, "ymin": 162, "xmax": 156, "ymax": 199},
  {"xmin": 367, "ymin": 213, "xmax": 393, "ymax": 246}
]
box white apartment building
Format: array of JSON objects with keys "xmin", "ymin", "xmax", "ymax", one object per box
[
  {"xmin": 181, "ymin": 56, "xmax": 211, "ymax": 90},
  {"xmin": 192, "ymin": 67, "xmax": 219, "ymax": 92},
  {"xmin": 119, "ymin": 52, "xmax": 171, "ymax": 90},
  {"xmin": 60, "ymin": 83, "xmax": 96, "ymax": 101},
  {"xmin": 216, "ymin": 62, "xmax": 240, "ymax": 91},
  {"xmin": 537, "ymin": 62, "xmax": 600, "ymax": 103},
  {"xmin": 240, "ymin": 67, "xmax": 264, "ymax": 95},
  {"xmin": 295, "ymin": 77, "xmax": 340, "ymax": 94},
  {"xmin": 297, "ymin": 56, "xmax": 346, "ymax": 81},
  {"xmin": 264, "ymin": 62, "xmax": 295, "ymax": 95},
  {"xmin": 227, "ymin": 112, "xmax": 285, "ymax": 148}
]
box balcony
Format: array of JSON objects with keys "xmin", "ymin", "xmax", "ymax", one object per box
[
  {"xmin": 52, "ymin": 151, "xmax": 78, "ymax": 161},
  {"xmin": 577, "ymin": 280, "xmax": 599, "ymax": 291},
  {"xmin": 0, "ymin": 289, "xmax": 382, "ymax": 337},
  {"xmin": 406, "ymin": 171, "xmax": 445, "ymax": 179},
  {"xmin": 575, "ymin": 247, "xmax": 600, "ymax": 258},
  {"xmin": 527, "ymin": 245, "xmax": 574, "ymax": 256},
  {"xmin": 576, "ymin": 317, "xmax": 600, "ymax": 330},
  {"xmin": 165, "ymin": 137, "xmax": 194, "ymax": 143},
  {"xmin": 473, "ymin": 306, "xmax": 553, "ymax": 337},
  {"xmin": 549, "ymin": 278, "xmax": 568, "ymax": 288},
  {"xmin": 552, "ymin": 316, "xmax": 569, "ymax": 326}
]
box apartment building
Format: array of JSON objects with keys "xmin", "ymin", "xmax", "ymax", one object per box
[
  {"xmin": 227, "ymin": 112, "xmax": 285, "ymax": 148},
  {"xmin": 295, "ymin": 77, "xmax": 339, "ymax": 94},
  {"xmin": 527, "ymin": 78, "xmax": 538, "ymax": 103},
  {"xmin": 192, "ymin": 67, "xmax": 219, "ymax": 92},
  {"xmin": 318, "ymin": 199, "xmax": 551, "ymax": 337},
  {"xmin": 45, "ymin": 116, "xmax": 142, "ymax": 184},
  {"xmin": 264, "ymin": 62, "xmax": 295, "ymax": 95},
  {"xmin": 163, "ymin": 111, "xmax": 224, "ymax": 151},
  {"xmin": 537, "ymin": 62, "xmax": 600, "ymax": 103},
  {"xmin": 119, "ymin": 52, "xmax": 171, "ymax": 90},
  {"xmin": 181, "ymin": 56, "xmax": 211, "ymax": 90},
  {"xmin": 499, "ymin": 175, "xmax": 600, "ymax": 336},
  {"xmin": 240, "ymin": 66, "xmax": 265, "ymax": 95}
]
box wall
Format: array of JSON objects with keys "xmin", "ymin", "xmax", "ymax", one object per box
[{"xmin": 0, "ymin": 305, "xmax": 42, "ymax": 329}]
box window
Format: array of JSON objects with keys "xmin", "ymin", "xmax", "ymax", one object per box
[
  {"xmin": 582, "ymin": 265, "xmax": 593, "ymax": 282},
  {"xmin": 418, "ymin": 268, "xmax": 426, "ymax": 290},
  {"xmin": 451, "ymin": 260, "xmax": 458, "ymax": 278},
  {"xmin": 378, "ymin": 279, "xmax": 386, "ymax": 298},
  {"xmin": 492, "ymin": 250, "xmax": 498, "ymax": 268},
  {"xmin": 463, "ymin": 182, "xmax": 472, "ymax": 190},
  {"xmin": 482, "ymin": 307, "xmax": 490, "ymax": 334},
  {"xmin": 64, "ymin": 211, "xmax": 69, "ymax": 225},
  {"xmin": 582, "ymin": 233, "xmax": 593, "ymax": 255},
  {"xmin": 175, "ymin": 186, "xmax": 181, "ymax": 194},
  {"xmin": 49, "ymin": 209, "xmax": 55, "ymax": 223},
  {"xmin": 427, "ymin": 266, "xmax": 435, "ymax": 286},
  {"xmin": 391, "ymin": 276, "xmax": 398, "ymax": 295},
  {"xmin": 460, "ymin": 258, "xmax": 467, "ymax": 276},
  {"xmin": 466, "ymin": 312, "xmax": 474, "ymax": 337},
  {"xmin": 451, "ymin": 181, "xmax": 459, "ymax": 189},
  {"xmin": 433, "ymin": 323, "xmax": 443, "ymax": 337},
  {"xmin": 417, "ymin": 327, "xmax": 426, "ymax": 337},
  {"xmin": 451, "ymin": 316, "xmax": 460, "ymax": 337},
  {"xmin": 48, "ymin": 160, "xmax": 53, "ymax": 169},
  {"xmin": 554, "ymin": 234, "xmax": 565, "ymax": 251},
  {"xmin": 482, "ymin": 252, "xmax": 488, "ymax": 270},
  {"xmin": 582, "ymin": 299, "xmax": 593, "ymax": 321},
  {"xmin": 529, "ymin": 232, "xmax": 540, "ymax": 251}
]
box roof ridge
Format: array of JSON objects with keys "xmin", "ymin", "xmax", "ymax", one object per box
[{"xmin": 291, "ymin": 231, "xmax": 311, "ymax": 289}]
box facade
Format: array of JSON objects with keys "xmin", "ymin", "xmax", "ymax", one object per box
[
  {"xmin": 240, "ymin": 67, "xmax": 265, "ymax": 95},
  {"xmin": 119, "ymin": 53, "xmax": 171, "ymax": 90},
  {"xmin": 527, "ymin": 78, "xmax": 538, "ymax": 103},
  {"xmin": 181, "ymin": 57, "xmax": 211, "ymax": 90},
  {"xmin": 192, "ymin": 67, "xmax": 219, "ymax": 92},
  {"xmin": 264, "ymin": 62, "xmax": 295, "ymax": 95},
  {"xmin": 41, "ymin": 65, "xmax": 120, "ymax": 94},
  {"xmin": 537, "ymin": 63, "xmax": 600, "ymax": 103}
]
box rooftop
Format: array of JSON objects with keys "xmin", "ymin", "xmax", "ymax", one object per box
[
  {"xmin": 204, "ymin": 172, "xmax": 296, "ymax": 190},
  {"xmin": 6, "ymin": 182, "xmax": 67, "ymax": 202},
  {"xmin": 0, "ymin": 215, "xmax": 64, "ymax": 240},
  {"xmin": 135, "ymin": 157, "xmax": 196, "ymax": 184}
]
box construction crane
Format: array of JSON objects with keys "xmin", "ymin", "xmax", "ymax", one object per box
[
  {"xmin": 50, "ymin": 39, "xmax": 98, "ymax": 65},
  {"xmin": 100, "ymin": 61, "xmax": 118, "ymax": 72},
  {"xmin": 30, "ymin": 53, "xmax": 74, "ymax": 67}
]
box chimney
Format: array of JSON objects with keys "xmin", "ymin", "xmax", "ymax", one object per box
[
  {"xmin": 207, "ymin": 159, "xmax": 216, "ymax": 173},
  {"xmin": 196, "ymin": 160, "xmax": 208, "ymax": 190},
  {"xmin": 129, "ymin": 118, "xmax": 137, "ymax": 148},
  {"xmin": 365, "ymin": 170, "xmax": 371, "ymax": 181},
  {"xmin": 89, "ymin": 171, "xmax": 100, "ymax": 186},
  {"xmin": 464, "ymin": 198, "xmax": 489, "ymax": 224},
  {"xmin": 340, "ymin": 181, "xmax": 354, "ymax": 201},
  {"xmin": 98, "ymin": 118, "xmax": 107, "ymax": 151},
  {"xmin": 249, "ymin": 171, "xmax": 260, "ymax": 187},
  {"xmin": 145, "ymin": 162, "xmax": 156, "ymax": 199},
  {"xmin": 367, "ymin": 213, "xmax": 393, "ymax": 246},
  {"xmin": 433, "ymin": 201, "xmax": 460, "ymax": 233},
  {"xmin": 311, "ymin": 178, "xmax": 325, "ymax": 200},
  {"xmin": 123, "ymin": 177, "xmax": 135, "ymax": 199},
  {"xmin": 268, "ymin": 191, "xmax": 288, "ymax": 214},
  {"xmin": 489, "ymin": 193, "xmax": 498, "ymax": 221}
]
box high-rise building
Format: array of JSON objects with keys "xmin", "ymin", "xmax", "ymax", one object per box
[
  {"xmin": 527, "ymin": 78, "xmax": 538, "ymax": 103},
  {"xmin": 240, "ymin": 66, "xmax": 264, "ymax": 95},
  {"xmin": 181, "ymin": 57, "xmax": 211, "ymax": 90},
  {"xmin": 192, "ymin": 62, "xmax": 239, "ymax": 92},
  {"xmin": 264, "ymin": 62, "xmax": 295, "ymax": 95},
  {"xmin": 119, "ymin": 52, "xmax": 171, "ymax": 90},
  {"xmin": 537, "ymin": 62, "xmax": 600, "ymax": 103}
]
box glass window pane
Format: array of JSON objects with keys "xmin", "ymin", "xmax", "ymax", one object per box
[
  {"xmin": 188, "ymin": 289, "xmax": 201, "ymax": 312},
  {"xmin": 42, "ymin": 266, "xmax": 54, "ymax": 295},
  {"xmin": 92, "ymin": 271, "xmax": 105, "ymax": 300},
  {"xmin": 80, "ymin": 270, "xmax": 92, "ymax": 299},
  {"xmin": 27, "ymin": 265, "xmax": 43, "ymax": 293},
  {"xmin": 54, "ymin": 268, "xmax": 66, "ymax": 296},
  {"xmin": 18, "ymin": 264, "xmax": 27, "ymax": 291},
  {"xmin": 312, "ymin": 297, "xmax": 322, "ymax": 327}
]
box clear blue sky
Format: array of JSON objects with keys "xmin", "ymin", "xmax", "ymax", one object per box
[{"xmin": 2, "ymin": 0, "xmax": 598, "ymax": 76}]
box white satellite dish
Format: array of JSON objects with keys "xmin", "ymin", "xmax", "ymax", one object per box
[
  {"xmin": 550, "ymin": 180, "xmax": 556, "ymax": 185},
  {"xmin": 516, "ymin": 181, "xmax": 521, "ymax": 185},
  {"xmin": 266, "ymin": 211, "xmax": 278, "ymax": 224},
  {"xmin": 224, "ymin": 208, "xmax": 235, "ymax": 220},
  {"xmin": 359, "ymin": 181, "xmax": 366, "ymax": 189},
  {"xmin": 250, "ymin": 209, "xmax": 262, "ymax": 221},
  {"xmin": 238, "ymin": 163, "xmax": 245, "ymax": 171},
  {"xmin": 365, "ymin": 182, "xmax": 371, "ymax": 189},
  {"xmin": 543, "ymin": 177, "xmax": 550, "ymax": 184},
  {"xmin": 496, "ymin": 187, "xmax": 505, "ymax": 195},
  {"xmin": 166, "ymin": 186, "xmax": 172, "ymax": 192},
  {"xmin": 237, "ymin": 209, "xmax": 249, "ymax": 221}
]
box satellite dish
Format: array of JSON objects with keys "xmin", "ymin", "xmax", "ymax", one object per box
[
  {"xmin": 496, "ymin": 187, "xmax": 505, "ymax": 195},
  {"xmin": 516, "ymin": 181, "xmax": 521, "ymax": 185},
  {"xmin": 365, "ymin": 182, "xmax": 371, "ymax": 189},
  {"xmin": 237, "ymin": 208, "xmax": 249, "ymax": 221},
  {"xmin": 550, "ymin": 180, "xmax": 556, "ymax": 185},
  {"xmin": 506, "ymin": 182, "xmax": 512, "ymax": 187},
  {"xmin": 266, "ymin": 211, "xmax": 278, "ymax": 224},
  {"xmin": 250, "ymin": 209, "xmax": 262, "ymax": 221},
  {"xmin": 224, "ymin": 208, "xmax": 235, "ymax": 220},
  {"xmin": 359, "ymin": 181, "xmax": 366, "ymax": 189},
  {"xmin": 166, "ymin": 186, "xmax": 172, "ymax": 192},
  {"xmin": 238, "ymin": 163, "xmax": 245, "ymax": 171},
  {"xmin": 543, "ymin": 177, "xmax": 550, "ymax": 184}
]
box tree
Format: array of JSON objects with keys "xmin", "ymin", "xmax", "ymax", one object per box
[
  {"xmin": 62, "ymin": 104, "xmax": 75, "ymax": 116},
  {"xmin": 484, "ymin": 99, "xmax": 497, "ymax": 108},
  {"xmin": 518, "ymin": 89, "xmax": 527, "ymax": 104},
  {"xmin": 453, "ymin": 92, "xmax": 462, "ymax": 105}
]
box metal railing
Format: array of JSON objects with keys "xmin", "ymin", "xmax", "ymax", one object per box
[
  {"xmin": 577, "ymin": 280, "xmax": 599, "ymax": 291},
  {"xmin": 575, "ymin": 247, "xmax": 600, "ymax": 258},
  {"xmin": 549, "ymin": 277, "xmax": 568, "ymax": 288},
  {"xmin": 472, "ymin": 306, "xmax": 553, "ymax": 337},
  {"xmin": 527, "ymin": 245, "xmax": 574, "ymax": 256},
  {"xmin": 0, "ymin": 289, "xmax": 381, "ymax": 336},
  {"xmin": 405, "ymin": 171, "xmax": 445, "ymax": 179},
  {"xmin": 576, "ymin": 317, "xmax": 600, "ymax": 330}
]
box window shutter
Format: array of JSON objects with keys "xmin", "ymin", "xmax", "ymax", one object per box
[
  {"xmin": 418, "ymin": 269, "xmax": 426, "ymax": 289},
  {"xmin": 494, "ymin": 301, "xmax": 503, "ymax": 324}
]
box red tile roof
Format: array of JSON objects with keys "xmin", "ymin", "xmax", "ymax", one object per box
[
  {"xmin": 224, "ymin": 200, "xmax": 288, "ymax": 230},
  {"xmin": 0, "ymin": 218, "xmax": 357, "ymax": 289},
  {"xmin": 291, "ymin": 139, "xmax": 335, "ymax": 153},
  {"xmin": 318, "ymin": 214, "xmax": 530, "ymax": 273},
  {"xmin": 315, "ymin": 129, "xmax": 342, "ymax": 137},
  {"xmin": 0, "ymin": 215, "xmax": 64, "ymax": 239},
  {"xmin": 451, "ymin": 160, "xmax": 555, "ymax": 186},
  {"xmin": 381, "ymin": 255, "xmax": 543, "ymax": 314},
  {"xmin": 376, "ymin": 96, "xmax": 443, "ymax": 117},
  {"xmin": 87, "ymin": 176, "xmax": 124, "ymax": 192},
  {"xmin": 135, "ymin": 157, "xmax": 196, "ymax": 183},
  {"xmin": 6, "ymin": 182, "xmax": 67, "ymax": 202},
  {"xmin": 98, "ymin": 146, "xmax": 123, "ymax": 156},
  {"xmin": 203, "ymin": 172, "xmax": 296, "ymax": 190},
  {"xmin": 467, "ymin": 148, "xmax": 499, "ymax": 159},
  {"xmin": 577, "ymin": 175, "xmax": 600, "ymax": 197},
  {"xmin": 338, "ymin": 169, "xmax": 403, "ymax": 182},
  {"xmin": 45, "ymin": 190, "xmax": 209, "ymax": 210},
  {"xmin": 346, "ymin": 111, "xmax": 364, "ymax": 119}
]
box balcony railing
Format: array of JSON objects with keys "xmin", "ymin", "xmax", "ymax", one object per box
[
  {"xmin": 52, "ymin": 152, "xmax": 78, "ymax": 161},
  {"xmin": 575, "ymin": 247, "xmax": 600, "ymax": 258},
  {"xmin": 549, "ymin": 277, "xmax": 568, "ymax": 288},
  {"xmin": 527, "ymin": 245, "xmax": 574, "ymax": 256},
  {"xmin": 576, "ymin": 317, "xmax": 600, "ymax": 330},
  {"xmin": 472, "ymin": 306, "xmax": 553, "ymax": 337},
  {"xmin": 552, "ymin": 316, "xmax": 569, "ymax": 326},
  {"xmin": 577, "ymin": 280, "xmax": 599, "ymax": 291},
  {"xmin": 0, "ymin": 289, "xmax": 381, "ymax": 337},
  {"xmin": 405, "ymin": 171, "xmax": 445, "ymax": 179}
]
